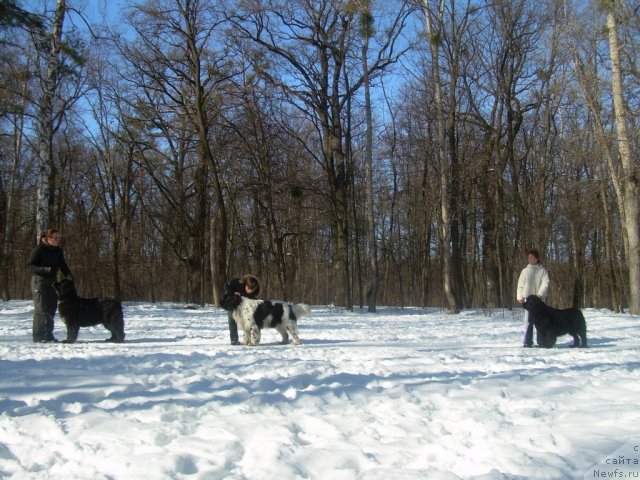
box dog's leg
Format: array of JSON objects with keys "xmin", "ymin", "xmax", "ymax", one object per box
[
  {"xmin": 570, "ymin": 334, "xmax": 580, "ymax": 348},
  {"xmin": 244, "ymin": 322, "xmax": 260, "ymax": 346},
  {"xmin": 242, "ymin": 327, "xmax": 251, "ymax": 345},
  {"xmin": 105, "ymin": 330, "xmax": 125, "ymax": 343},
  {"xmin": 63, "ymin": 324, "xmax": 80, "ymax": 344},
  {"xmin": 104, "ymin": 324, "xmax": 117, "ymax": 342},
  {"xmin": 289, "ymin": 322, "xmax": 300, "ymax": 346},
  {"xmin": 106, "ymin": 309, "xmax": 125, "ymax": 343},
  {"xmin": 105, "ymin": 324, "xmax": 125, "ymax": 343},
  {"xmin": 538, "ymin": 330, "xmax": 556, "ymax": 348},
  {"xmin": 276, "ymin": 325, "xmax": 289, "ymax": 344},
  {"xmin": 249, "ymin": 323, "xmax": 260, "ymax": 346}
]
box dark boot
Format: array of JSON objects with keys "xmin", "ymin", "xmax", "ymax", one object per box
[
  {"xmin": 45, "ymin": 315, "xmax": 57, "ymax": 342},
  {"xmin": 33, "ymin": 314, "xmax": 49, "ymax": 342},
  {"xmin": 228, "ymin": 313, "xmax": 239, "ymax": 345}
]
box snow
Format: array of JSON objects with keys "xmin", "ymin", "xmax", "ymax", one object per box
[{"xmin": 1, "ymin": 300, "xmax": 639, "ymax": 479}]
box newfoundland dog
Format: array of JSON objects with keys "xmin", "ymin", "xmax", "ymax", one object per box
[
  {"xmin": 220, "ymin": 292, "xmax": 310, "ymax": 346},
  {"xmin": 53, "ymin": 278, "xmax": 125, "ymax": 344},
  {"xmin": 523, "ymin": 295, "xmax": 587, "ymax": 348}
]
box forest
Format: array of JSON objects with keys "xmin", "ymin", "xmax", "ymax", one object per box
[{"xmin": 0, "ymin": 0, "xmax": 639, "ymax": 313}]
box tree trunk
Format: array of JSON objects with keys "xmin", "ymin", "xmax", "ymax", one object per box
[
  {"xmin": 36, "ymin": 0, "xmax": 65, "ymax": 234},
  {"xmin": 1, "ymin": 73, "xmax": 29, "ymax": 300},
  {"xmin": 361, "ymin": 11, "xmax": 378, "ymax": 313},
  {"xmin": 424, "ymin": 0, "xmax": 457, "ymax": 313},
  {"xmin": 606, "ymin": 9, "xmax": 640, "ymax": 314},
  {"xmin": 183, "ymin": 3, "xmax": 213, "ymax": 306},
  {"xmin": 569, "ymin": 36, "xmax": 629, "ymax": 310},
  {"xmin": 599, "ymin": 173, "xmax": 622, "ymax": 311}
]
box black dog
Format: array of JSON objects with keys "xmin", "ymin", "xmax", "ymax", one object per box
[
  {"xmin": 523, "ymin": 295, "xmax": 587, "ymax": 348},
  {"xmin": 53, "ymin": 278, "xmax": 125, "ymax": 344}
]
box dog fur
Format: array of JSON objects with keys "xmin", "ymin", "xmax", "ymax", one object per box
[
  {"xmin": 523, "ymin": 295, "xmax": 587, "ymax": 348},
  {"xmin": 220, "ymin": 293, "xmax": 310, "ymax": 346},
  {"xmin": 53, "ymin": 278, "xmax": 125, "ymax": 344}
]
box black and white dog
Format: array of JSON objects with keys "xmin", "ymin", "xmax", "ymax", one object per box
[
  {"xmin": 220, "ymin": 292, "xmax": 310, "ymax": 346},
  {"xmin": 523, "ymin": 295, "xmax": 588, "ymax": 348}
]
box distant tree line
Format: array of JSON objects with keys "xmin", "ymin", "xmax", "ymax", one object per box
[{"xmin": 0, "ymin": 0, "xmax": 638, "ymax": 312}]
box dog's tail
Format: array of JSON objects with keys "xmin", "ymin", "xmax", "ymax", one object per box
[{"xmin": 291, "ymin": 303, "xmax": 311, "ymax": 319}]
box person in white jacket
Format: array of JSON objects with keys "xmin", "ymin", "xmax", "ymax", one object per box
[{"xmin": 517, "ymin": 249, "xmax": 550, "ymax": 347}]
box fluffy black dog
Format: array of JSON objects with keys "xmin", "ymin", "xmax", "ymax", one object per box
[
  {"xmin": 523, "ymin": 295, "xmax": 587, "ymax": 348},
  {"xmin": 53, "ymin": 278, "xmax": 125, "ymax": 344}
]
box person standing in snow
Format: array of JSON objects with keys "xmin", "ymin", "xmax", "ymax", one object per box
[
  {"xmin": 26, "ymin": 228, "xmax": 73, "ymax": 343},
  {"xmin": 516, "ymin": 249, "xmax": 550, "ymax": 347},
  {"xmin": 223, "ymin": 274, "xmax": 261, "ymax": 345}
]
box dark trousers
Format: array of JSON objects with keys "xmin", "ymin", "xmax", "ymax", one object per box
[
  {"xmin": 228, "ymin": 312, "xmax": 239, "ymax": 343},
  {"xmin": 523, "ymin": 311, "xmax": 535, "ymax": 346},
  {"xmin": 31, "ymin": 276, "xmax": 58, "ymax": 342}
]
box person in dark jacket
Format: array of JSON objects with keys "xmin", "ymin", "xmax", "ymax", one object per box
[
  {"xmin": 26, "ymin": 228, "xmax": 73, "ymax": 342},
  {"xmin": 224, "ymin": 274, "xmax": 261, "ymax": 345}
]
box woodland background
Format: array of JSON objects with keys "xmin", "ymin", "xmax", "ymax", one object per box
[{"xmin": 0, "ymin": 0, "xmax": 639, "ymax": 312}]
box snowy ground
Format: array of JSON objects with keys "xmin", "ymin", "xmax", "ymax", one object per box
[{"xmin": 0, "ymin": 299, "xmax": 639, "ymax": 479}]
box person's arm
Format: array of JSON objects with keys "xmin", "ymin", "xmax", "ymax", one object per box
[
  {"xmin": 59, "ymin": 251, "xmax": 72, "ymax": 279},
  {"xmin": 26, "ymin": 246, "xmax": 49, "ymax": 275},
  {"xmin": 537, "ymin": 268, "xmax": 550, "ymax": 299},
  {"xmin": 516, "ymin": 269, "xmax": 526, "ymax": 303}
]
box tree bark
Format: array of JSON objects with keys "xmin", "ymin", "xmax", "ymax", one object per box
[
  {"xmin": 606, "ymin": 8, "xmax": 640, "ymax": 314},
  {"xmin": 361, "ymin": 3, "xmax": 379, "ymax": 313},
  {"xmin": 424, "ymin": 0, "xmax": 457, "ymax": 313},
  {"xmin": 36, "ymin": 0, "xmax": 65, "ymax": 235}
]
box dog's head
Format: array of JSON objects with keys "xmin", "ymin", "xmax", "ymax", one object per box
[
  {"xmin": 53, "ymin": 278, "xmax": 76, "ymax": 298},
  {"xmin": 523, "ymin": 295, "xmax": 543, "ymax": 312},
  {"xmin": 220, "ymin": 292, "xmax": 243, "ymax": 311}
]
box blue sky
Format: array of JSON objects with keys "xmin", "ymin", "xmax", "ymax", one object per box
[
  {"xmin": 81, "ymin": 0, "xmax": 125, "ymax": 25},
  {"xmin": 22, "ymin": 0, "xmax": 126, "ymax": 26}
]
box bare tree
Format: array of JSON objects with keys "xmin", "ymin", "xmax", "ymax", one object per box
[
  {"xmin": 356, "ymin": 0, "xmax": 379, "ymax": 312},
  {"xmin": 117, "ymin": 0, "xmax": 234, "ymax": 304},
  {"xmin": 568, "ymin": 0, "xmax": 639, "ymax": 313},
  {"xmin": 0, "ymin": 38, "xmax": 31, "ymax": 299},
  {"xmin": 1, "ymin": 0, "xmax": 637, "ymax": 310},
  {"xmin": 423, "ymin": 0, "xmax": 458, "ymax": 312},
  {"xmin": 35, "ymin": 0, "xmax": 66, "ymax": 235},
  {"xmin": 228, "ymin": 0, "xmax": 413, "ymax": 309},
  {"xmin": 462, "ymin": 0, "xmax": 547, "ymax": 306},
  {"xmin": 604, "ymin": 1, "xmax": 640, "ymax": 314},
  {"xmin": 82, "ymin": 41, "xmax": 142, "ymax": 299}
]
